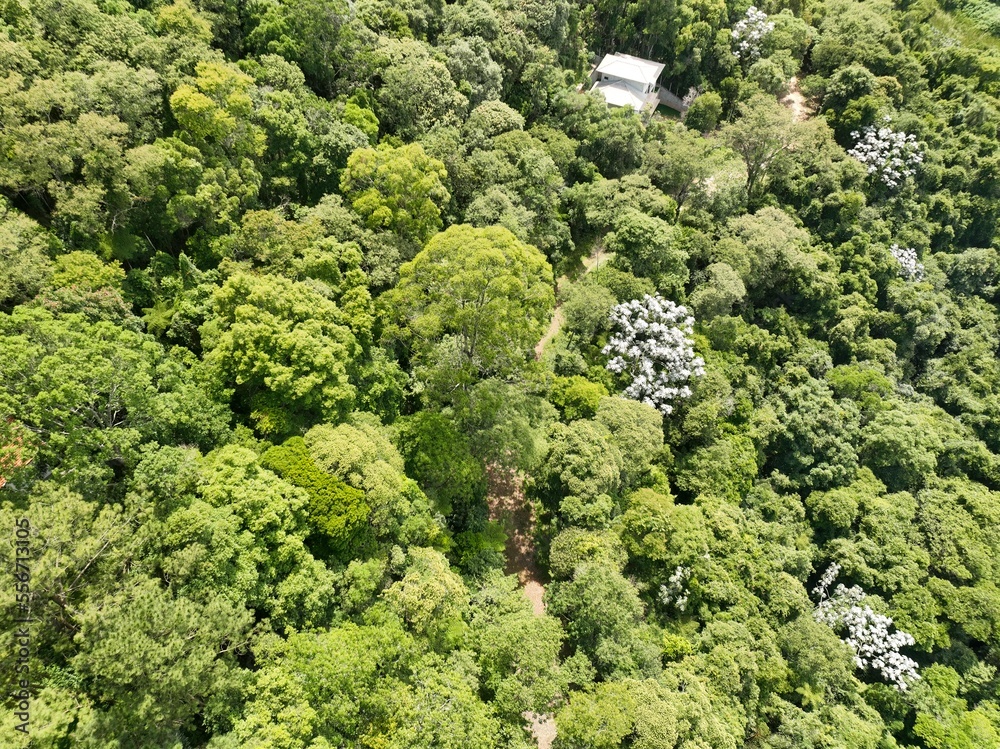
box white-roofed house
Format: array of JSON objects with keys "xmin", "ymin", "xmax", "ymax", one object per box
[{"xmin": 590, "ymin": 53, "xmax": 687, "ymax": 115}]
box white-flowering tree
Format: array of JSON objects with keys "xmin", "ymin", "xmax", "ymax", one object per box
[
  {"xmin": 658, "ymin": 565, "xmax": 691, "ymax": 612},
  {"xmin": 813, "ymin": 563, "xmax": 920, "ymax": 691},
  {"xmin": 603, "ymin": 294, "xmax": 705, "ymax": 415},
  {"xmin": 731, "ymin": 6, "xmax": 775, "ymax": 62},
  {"xmin": 847, "ymin": 117, "xmax": 923, "ymax": 189},
  {"xmin": 889, "ymin": 244, "xmax": 925, "ymax": 281}
]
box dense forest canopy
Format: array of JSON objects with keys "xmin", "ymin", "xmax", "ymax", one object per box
[{"xmin": 3, "ymin": 0, "xmax": 1000, "ymax": 746}]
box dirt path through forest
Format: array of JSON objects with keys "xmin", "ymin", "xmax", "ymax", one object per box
[
  {"xmin": 534, "ymin": 248, "xmax": 610, "ymax": 359},
  {"xmin": 781, "ymin": 76, "xmax": 810, "ymax": 122},
  {"xmin": 495, "ymin": 249, "xmax": 610, "ymax": 749},
  {"xmin": 486, "ymin": 465, "xmax": 546, "ymax": 615},
  {"xmin": 534, "ymin": 308, "xmax": 564, "ymax": 360},
  {"xmin": 486, "ymin": 465, "xmax": 558, "ymax": 749},
  {"xmin": 485, "ymin": 466, "xmax": 555, "ymax": 748}
]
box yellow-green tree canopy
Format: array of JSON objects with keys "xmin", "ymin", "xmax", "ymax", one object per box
[
  {"xmin": 340, "ymin": 142, "xmax": 450, "ymax": 246},
  {"xmin": 200, "ymin": 271, "xmax": 359, "ymax": 434}
]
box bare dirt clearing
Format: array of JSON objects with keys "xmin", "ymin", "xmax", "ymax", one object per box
[{"xmin": 781, "ymin": 76, "xmax": 811, "ymax": 122}]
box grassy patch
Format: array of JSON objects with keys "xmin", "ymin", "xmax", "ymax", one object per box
[{"xmin": 931, "ymin": 3, "xmax": 1000, "ymax": 51}]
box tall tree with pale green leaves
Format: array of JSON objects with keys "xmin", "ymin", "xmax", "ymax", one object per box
[{"xmin": 382, "ymin": 224, "xmax": 554, "ymax": 394}]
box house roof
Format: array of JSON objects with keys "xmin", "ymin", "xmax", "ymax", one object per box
[
  {"xmin": 591, "ymin": 79, "xmax": 648, "ymax": 112},
  {"xmin": 595, "ymin": 53, "xmax": 664, "ymax": 87}
]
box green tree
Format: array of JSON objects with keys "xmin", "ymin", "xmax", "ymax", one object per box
[
  {"xmin": 70, "ymin": 577, "xmax": 252, "ymax": 745},
  {"xmin": 157, "ymin": 0, "xmax": 213, "ymax": 43},
  {"xmin": 446, "ymin": 37, "xmax": 504, "ymax": 107},
  {"xmin": 462, "ymin": 101, "xmax": 524, "ymax": 151},
  {"xmin": 911, "ymin": 665, "xmax": 1000, "ymax": 748},
  {"xmin": 170, "ymin": 62, "xmax": 265, "ymax": 159},
  {"xmin": 605, "ymin": 209, "xmax": 689, "ymax": 294},
  {"xmin": 383, "ymin": 224, "xmax": 554, "ymax": 390},
  {"xmin": 304, "ymin": 414, "xmax": 444, "ymax": 547},
  {"xmin": 126, "ymin": 61, "xmax": 268, "ymax": 245},
  {"xmin": 210, "ymin": 206, "xmax": 375, "ymax": 342},
  {"xmin": 859, "ymin": 404, "xmax": 946, "ymax": 492},
  {"xmin": 246, "ymin": 0, "xmax": 358, "ymax": 97},
  {"xmin": 547, "ymin": 564, "xmax": 661, "ymax": 680},
  {"xmin": 261, "ymin": 437, "xmax": 375, "ymax": 561},
  {"xmin": 643, "ymin": 121, "xmax": 722, "ymax": 216},
  {"xmin": 135, "ymin": 444, "xmax": 340, "ymax": 630},
  {"xmin": 594, "ymin": 396, "xmax": 664, "ymax": 487},
  {"xmin": 464, "ymin": 129, "xmax": 572, "ymax": 261},
  {"xmin": 0, "ymin": 202, "xmax": 56, "ymax": 309},
  {"xmin": 565, "ymin": 174, "xmax": 675, "ymax": 248},
  {"xmin": 684, "ymin": 91, "xmax": 723, "ymax": 133},
  {"xmin": 0, "ymin": 105, "xmax": 130, "ymax": 243},
  {"xmin": 48, "ymin": 251, "xmax": 124, "ymax": 291},
  {"xmin": 218, "ymin": 618, "xmax": 501, "ymax": 748},
  {"xmin": 714, "ymin": 207, "xmax": 838, "ymax": 315},
  {"xmin": 200, "ymin": 272, "xmax": 359, "ymax": 435},
  {"xmin": 688, "ymin": 263, "xmax": 747, "ymax": 320},
  {"xmin": 393, "ymin": 411, "xmax": 487, "ymax": 518},
  {"xmin": 383, "ymin": 546, "xmax": 469, "ymax": 648},
  {"xmin": 555, "ymin": 91, "xmax": 644, "ymax": 179},
  {"xmin": 457, "ymin": 378, "xmax": 556, "ymax": 473},
  {"xmin": 533, "ymin": 418, "xmax": 624, "ymax": 528},
  {"xmin": 341, "ymin": 143, "xmax": 451, "ymax": 247},
  {"xmin": 0, "ymin": 307, "xmax": 229, "ymax": 495},
  {"xmin": 722, "ymin": 93, "xmax": 802, "ymax": 207},
  {"xmin": 549, "ymin": 527, "xmax": 627, "ymax": 579},
  {"xmin": 241, "ymin": 55, "xmax": 370, "ymax": 204},
  {"xmin": 551, "ymin": 376, "xmax": 609, "ymax": 421},
  {"xmin": 468, "ymin": 571, "xmax": 566, "ymax": 719},
  {"xmin": 377, "ymin": 52, "xmax": 469, "ymax": 138},
  {"xmin": 765, "ymin": 370, "xmax": 861, "ymax": 492},
  {"xmin": 554, "ymin": 679, "xmax": 682, "ymax": 749}
]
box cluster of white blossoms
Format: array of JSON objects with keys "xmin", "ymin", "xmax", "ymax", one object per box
[
  {"xmin": 889, "ymin": 243, "xmax": 925, "ymax": 281},
  {"xmin": 847, "ymin": 118, "xmax": 924, "ymax": 189},
  {"xmin": 603, "ymin": 294, "xmax": 705, "ymax": 415},
  {"xmin": 681, "ymin": 86, "xmax": 702, "ymax": 109},
  {"xmin": 813, "ymin": 563, "xmax": 920, "ymax": 692},
  {"xmin": 731, "ymin": 6, "xmax": 775, "ymax": 61},
  {"xmin": 659, "ymin": 565, "xmax": 691, "ymax": 612}
]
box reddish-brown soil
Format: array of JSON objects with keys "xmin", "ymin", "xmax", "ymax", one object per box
[{"xmin": 485, "ymin": 465, "xmax": 547, "ymax": 616}]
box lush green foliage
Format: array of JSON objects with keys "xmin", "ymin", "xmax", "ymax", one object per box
[{"xmin": 4, "ymin": 0, "xmax": 1000, "ymax": 746}]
